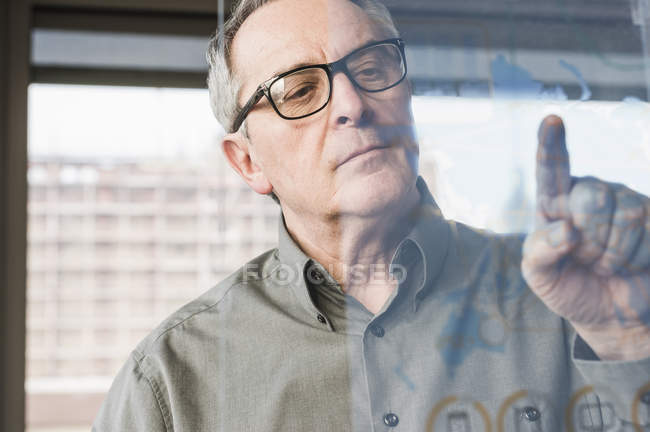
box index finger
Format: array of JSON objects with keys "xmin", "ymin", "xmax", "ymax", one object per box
[{"xmin": 536, "ymin": 115, "xmax": 572, "ymax": 222}]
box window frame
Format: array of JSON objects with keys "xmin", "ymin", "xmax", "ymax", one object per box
[{"xmin": 3, "ymin": 1, "xmax": 230, "ymax": 430}]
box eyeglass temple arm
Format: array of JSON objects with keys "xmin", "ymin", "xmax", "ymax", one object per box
[{"xmin": 230, "ymin": 86, "xmax": 266, "ymax": 133}]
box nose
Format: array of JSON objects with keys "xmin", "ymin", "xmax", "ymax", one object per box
[{"xmin": 328, "ymin": 72, "xmax": 374, "ymax": 128}]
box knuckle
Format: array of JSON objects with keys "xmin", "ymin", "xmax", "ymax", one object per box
[
  {"xmin": 615, "ymin": 189, "xmax": 645, "ymax": 217},
  {"xmin": 569, "ymin": 180, "xmax": 614, "ymax": 228}
]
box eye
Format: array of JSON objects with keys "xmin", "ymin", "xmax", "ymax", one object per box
[
  {"xmin": 354, "ymin": 61, "xmax": 387, "ymax": 82},
  {"xmin": 285, "ymin": 83, "xmax": 317, "ymax": 102},
  {"xmin": 359, "ymin": 67, "xmax": 382, "ymax": 78}
]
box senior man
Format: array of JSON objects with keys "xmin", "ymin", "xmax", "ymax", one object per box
[{"xmin": 94, "ymin": 0, "xmax": 650, "ymax": 430}]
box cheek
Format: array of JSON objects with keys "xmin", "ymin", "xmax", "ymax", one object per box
[
  {"xmin": 370, "ymin": 89, "xmax": 414, "ymax": 125},
  {"xmin": 393, "ymin": 92, "xmax": 415, "ymax": 123},
  {"xmin": 250, "ymin": 122, "xmax": 329, "ymax": 185}
]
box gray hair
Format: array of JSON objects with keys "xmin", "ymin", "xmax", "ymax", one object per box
[{"xmin": 206, "ymin": 0, "xmax": 399, "ymax": 134}]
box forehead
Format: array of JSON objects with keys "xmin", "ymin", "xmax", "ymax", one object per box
[{"xmin": 230, "ymin": 0, "xmax": 389, "ymax": 98}]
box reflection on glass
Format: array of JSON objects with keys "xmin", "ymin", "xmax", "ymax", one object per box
[{"xmin": 24, "ymin": 2, "xmax": 650, "ymax": 428}]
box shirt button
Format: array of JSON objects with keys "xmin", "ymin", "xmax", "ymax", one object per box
[
  {"xmin": 522, "ymin": 406, "xmax": 540, "ymax": 422},
  {"xmin": 641, "ymin": 391, "xmax": 650, "ymax": 405},
  {"xmin": 309, "ymin": 269, "xmax": 324, "ymax": 282},
  {"xmin": 317, "ymin": 314, "xmax": 327, "ymax": 324},
  {"xmin": 383, "ymin": 413, "xmax": 399, "ymax": 427},
  {"xmin": 369, "ymin": 324, "xmax": 385, "ymax": 337}
]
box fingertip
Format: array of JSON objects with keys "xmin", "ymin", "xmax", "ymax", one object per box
[
  {"xmin": 538, "ymin": 114, "xmax": 566, "ymax": 141},
  {"xmin": 536, "ymin": 114, "xmax": 571, "ymax": 199},
  {"xmin": 542, "ymin": 114, "xmax": 564, "ymax": 127}
]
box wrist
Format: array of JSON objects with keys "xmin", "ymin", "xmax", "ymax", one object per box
[{"xmin": 574, "ymin": 325, "xmax": 650, "ymax": 361}]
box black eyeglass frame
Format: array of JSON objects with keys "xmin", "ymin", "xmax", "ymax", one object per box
[{"xmin": 229, "ymin": 38, "xmax": 407, "ymax": 133}]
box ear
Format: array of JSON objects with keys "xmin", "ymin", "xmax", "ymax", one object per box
[{"xmin": 221, "ymin": 132, "xmax": 273, "ymax": 195}]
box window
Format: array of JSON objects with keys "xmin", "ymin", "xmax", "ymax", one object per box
[
  {"xmin": 166, "ymin": 187, "xmax": 197, "ymax": 202},
  {"xmin": 129, "ymin": 187, "xmax": 156, "ymax": 202},
  {"xmin": 23, "ymin": 2, "xmax": 650, "ymax": 431},
  {"xmin": 30, "ymin": 185, "xmax": 47, "ymax": 201},
  {"xmin": 95, "ymin": 214, "xmax": 118, "ymax": 229},
  {"xmin": 26, "ymin": 84, "xmax": 278, "ymax": 431},
  {"xmin": 96, "ymin": 186, "xmax": 118, "ymax": 202},
  {"xmin": 164, "ymin": 215, "xmax": 197, "ymax": 231},
  {"xmin": 59, "ymin": 185, "xmax": 84, "ymax": 202}
]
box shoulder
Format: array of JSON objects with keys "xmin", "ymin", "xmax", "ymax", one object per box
[
  {"xmin": 133, "ymin": 247, "xmax": 281, "ymax": 356},
  {"xmin": 451, "ymin": 220, "xmax": 525, "ymax": 264},
  {"xmin": 437, "ymin": 220, "xmax": 528, "ymax": 294},
  {"xmin": 442, "ymin": 222, "xmax": 563, "ymax": 328}
]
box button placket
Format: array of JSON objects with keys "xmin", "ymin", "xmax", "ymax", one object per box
[
  {"xmin": 308, "ymin": 268, "xmax": 324, "ymax": 284},
  {"xmin": 370, "ymin": 324, "xmax": 385, "ymax": 338},
  {"xmin": 362, "ymin": 324, "xmax": 400, "ymax": 431},
  {"xmin": 383, "ymin": 412, "xmax": 399, "ymax": 427},
  {"xmin": 522, "ymin": 406, "xmax": 540, "ymax": 422},
  {"xmin": 500, "ymin": 391, "xmax": 555, "ymax": 432},
  {"xmin": 520, "ymin": 405, "xmax": 543, "ymax": 432}
]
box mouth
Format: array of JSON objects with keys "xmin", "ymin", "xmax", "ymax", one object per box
[{"xmin": 336, "ymin": 145, "xmax": 390, "ymax": 168}]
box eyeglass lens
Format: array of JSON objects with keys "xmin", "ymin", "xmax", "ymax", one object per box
[
  {"xmin": 270, "ymin": 68, "xmax": 330, "ymax": 118},
  {"xmin": 346, "ymin": 44, "xmax": 404, "ymax": 91},
  {"xmin": 269, "ymin": 42, "xmax": 404, "ymax": 119}
]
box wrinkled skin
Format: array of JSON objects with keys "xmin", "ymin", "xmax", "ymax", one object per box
[{"xmin": 522, "ymin": 115, "xmax": 650, "ymax": 360}]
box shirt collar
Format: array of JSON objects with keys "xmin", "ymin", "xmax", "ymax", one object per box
[
  {"xmin": 277, "ymin": 176, "xmax": 451, "ymax": 318},
  {"xmin": 391, "ymin": 177, "xmax": 451, "ymax": 311},
  {"xmin": 277, "ymin": 216, "xmax": 328, "ymax": 325}
]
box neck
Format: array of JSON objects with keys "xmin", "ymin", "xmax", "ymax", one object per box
[{"xmin": 282, "ymin": 182, "xmax": 421, "ymax": 297}]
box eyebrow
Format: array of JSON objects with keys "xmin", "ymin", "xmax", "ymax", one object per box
[
  {"xmin": 268, "ymin": 60, "xmax": 323, "ymax": 78},
  {"xmin": 267, "ymin": 37, "xmax": 383, "ymax": 78}
]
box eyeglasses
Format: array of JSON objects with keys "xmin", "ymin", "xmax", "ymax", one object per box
[{"xmin": 229, "ymin": 38, "xmax": 407, "ymax": 133}]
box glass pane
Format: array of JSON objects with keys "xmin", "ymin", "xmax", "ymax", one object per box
[
  {"xmin": 25, "ymin": 2, "xmax": 650, "ymax": 430},
  {"xmin": 32, "ymin": 29, "xmax": 209, "ymax": 71},
  {"xmin": 25, "ymin": 84, "xmax": 280, "ymax": 431},
  {"xmin": 395, "ymin": 0, "xmax": 650, "ymax": 233},
  {"xmin": 414, "ymin": 97, "xmax": 650, "ymax": 233},
  {"xmin": 396, "ymin": 0, "xmax": 648, "ymax": 101}
]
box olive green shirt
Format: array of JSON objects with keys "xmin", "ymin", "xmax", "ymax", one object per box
[{"xmin": 93, "ymin": 178, "xmax": 650, "ymax": 431}]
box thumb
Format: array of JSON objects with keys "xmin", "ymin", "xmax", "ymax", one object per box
[
  {"xmin": 536, "ymin": 115, "xmax": 572, "ymax": 223},
  {"xmin": 521, "ymin": 219, "xmax": 578, "ymax": 291}
]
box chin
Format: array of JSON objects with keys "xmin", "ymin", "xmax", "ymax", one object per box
[{"xmin": 333, "ymin": 168, "xmax": 416, "ymax": 217}]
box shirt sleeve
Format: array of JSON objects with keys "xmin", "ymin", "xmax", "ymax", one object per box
[
  {"xmin": 92, "ymin": 351, "xmax": 170, "ymax": 432},
  {"xmin": 572, "ymin": 333, "xmax": 650, "ymax": 429}
]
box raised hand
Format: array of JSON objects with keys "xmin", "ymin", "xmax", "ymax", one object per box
[{"xmin": 521, "ymin": 115, "xmax": 650, "ymax": 361}]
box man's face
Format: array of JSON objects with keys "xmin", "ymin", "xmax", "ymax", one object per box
[{"xmin": 226, "ymin": 0, "xmax": 419, "ymax": 218}]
